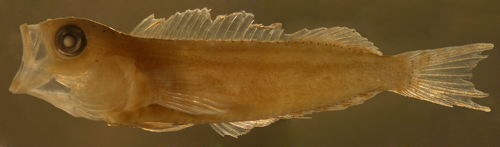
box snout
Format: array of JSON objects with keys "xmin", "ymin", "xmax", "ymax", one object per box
[{"xmin": 10, "ymin": 24, "xmax": 52, "ymax": 94}]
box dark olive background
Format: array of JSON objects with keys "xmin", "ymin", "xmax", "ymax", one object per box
[{"xmin": 1, "ymin": 0, "xmax": 499, "ymax": 146}]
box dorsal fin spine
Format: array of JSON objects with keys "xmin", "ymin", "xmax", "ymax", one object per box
[
  {"xmin": 232, "ymin": 14, "xmax": 253, "ymax": 41},
  {"xmin": 130, "ymin": 8, "xmax": 381, "ymax": 55},
  {"xmin": 130, "ymin": 14, "xmax": 154, "ymax": 36},
  {"xmin": 174, "ymin": 10, "xmax": 193, "ymax": 40},
  {"xmin": 253, "ymin": 26, "xmax": 263, "ymax": 41},
  {"xmin": 216, "ymin": 15, "xmax": 232, "ymax": 40},
  {"xmin": 169, "ymin": 12, "xmax": 184, "ymax": 39},
  {"xmin": 175, "ymin": 12, "xmax": 189, "ymax": 39},
  {"xmin": 160, "ymin": 15, "xmax": 175, "ymax": 39},
  {"xmin": 187, "ymin": 9, "xmax": 207, "ymax": 40},
  {"xmin": 233, "ymin": 14, "xmax": 247, "ymax": 40},
  {"xmin": 195, "ymin": 16, "xmax": 211, "ymax": 40},
  {"xmin": 269, "ymin": 24, "xmax": 283, "ymax": 41},
  {"xmin": 140, "ymin": 18, "xmax": 159, "ymax": 37},
  {"xmin": 156, "ymin": 19, "xmax": 170, "ymax": 39},
  {"xmin": 265, "ymin": 28, "xmax": 274, "ymax": 41},
  {"xmin": 205, "ymin": 15, "xmax": 222, "ymax": 41},
  {"xmin": 167, "ymin": 12, "xmax": 183, "ymax": 39},
  {"xmin": 148, "ymin": 19, "xmax": 163, "ymax": 38},
  {"xmin": 162, "ymin": 18, "xmax": 174, "ymax": 38},
  {"xmin": 220, "ymin": 14, "xmax": 237, "ymax": 41},
  {"xmin": 262, "ymin": 29, "xmax": 271, "ymax": 41},
  {"xmin": 183, "ymin": 9, "xmax": 197, "ymax": 39},
  {"xmin": 188, "ymin": 10, "xmax": 206, "ymax": 39},
  {"xmin": 245, "ymin": 26, "xmax": 257, "ymax": 41},
  {"xmin": 211, "ymin": 16, "xmax": 225, "ymax": 41},
  {"xmin": 179, "ymin": 10, "xmax": 197, "ymax": 40},
  {"xmin": 226, "ymin": 14, "xmax": 241, "ymax": 40},
  {"xmin": 241, "ymin": 21, "xmax": 255, "ymax": 41}
]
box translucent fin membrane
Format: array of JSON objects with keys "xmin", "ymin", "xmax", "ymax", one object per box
[
  {"xmin": 210, "ymin": 118, "xmax": 279, "ymax": 138},
  {"xmin": 130, "ymin": 8, "xmax": 284, "ymax": 42},
  {"xmin": 392, "ymin": 43, "xmax": 493, "ymax": 112},
  {"xmin": 130, "ymin": 8, "xmax": 380, "ymax": 55},
  {"xmin": 150, "ymin": 71, "xmax": 234, "ymax": 115},
  {"xmin": 137, "ymin": 122, "xmax": 194, "ymax": 132},
  {"xmin": 152, "ymin": 91, "xmax": 229, "ymax": 115},
  {"xmin": 283, "ymin": 27, "xmax": 382, "ymax": 55}
]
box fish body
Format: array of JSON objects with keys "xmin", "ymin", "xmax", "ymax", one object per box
[
  {"xmin": 107, "ymin": 39, "xmax": 407, "ymax": 124},
  {"xmin": 10, "ymin": 8, "xmax": 492, "ymax": 137}
]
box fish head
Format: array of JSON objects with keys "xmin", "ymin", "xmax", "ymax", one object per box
[{"xmin": 10, "ymin": 17, "xmax": 130, "ymax": 119}]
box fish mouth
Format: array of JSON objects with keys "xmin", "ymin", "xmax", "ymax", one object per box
[
  {"xmin": 10, "ymin": 23, "xmax": 105, "ymax": 119},
  {"xmin": 10, "ymin": 24, "xmax": 51, "ymax": 94},
  {"xmin": 10, "ymin": 24, "xmax": 70, "ymax": 96},
  {"xmin": 10, "ymin": 23, "xmax": 84, "ymax": 117}
]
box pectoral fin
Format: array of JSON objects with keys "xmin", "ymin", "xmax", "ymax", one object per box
[
  {"xmin": 152, "ymin": 90, "xmax": 233, "ymax": 115},
  {"xmin": 137, "ymin": 122, "xmax": 194, "ymax": 132},
  {"xmin": 149, "ymin": 69, "xmax": 234, "ymax": 115}
]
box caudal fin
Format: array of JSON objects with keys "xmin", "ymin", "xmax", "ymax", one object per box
[{"xmin": 391, "ymin": 43, "xmax": 493, "ymax": 112}]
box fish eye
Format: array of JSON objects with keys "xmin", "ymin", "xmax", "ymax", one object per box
[{"xmin": 55, "ymin": 25, "xmax": 86, "ymax": 57}]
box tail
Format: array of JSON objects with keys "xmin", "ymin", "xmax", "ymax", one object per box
[{"xmin": 391, "ymin": 43, "xmax": 493, "ymax": 112}]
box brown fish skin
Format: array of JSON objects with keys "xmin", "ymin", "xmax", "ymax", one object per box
[
  {"xmin": 31, "ymin": 18, "xmax": 409, "ymax": 126},
  {"xmin": 15, "ymin": 10, "xmax": 492, "ymax": 137},
  {"xmin": 102, "ymin": 36, "xmax": 409, "ymax": 125}
]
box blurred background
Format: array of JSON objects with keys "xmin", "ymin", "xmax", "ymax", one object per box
[{"xmin": 1, "ymin": 0, "xmax": 499, "ymax": 146}]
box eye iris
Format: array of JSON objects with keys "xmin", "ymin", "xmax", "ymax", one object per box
[{"xmin": 55, "ymin": 25, "xmax": 86, "ymax": 57}]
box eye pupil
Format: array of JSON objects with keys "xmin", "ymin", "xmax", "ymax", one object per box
[
  {"xmin": 55, "ymin": 25, "xmax": 86, "ymax": 57},
  {"xmin": 63, "ymin": 34, "xmax": 76, "ymax": 48}
]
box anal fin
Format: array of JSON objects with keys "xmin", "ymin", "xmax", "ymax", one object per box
[{"xmin": 210, "ymin": 118, "xmax": 280, "ymax": 138}]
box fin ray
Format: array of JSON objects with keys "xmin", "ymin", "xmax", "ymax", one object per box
[
  {"xmin": 131, "ymin": 8, "xmax": 381, "ymax": 55},
  {"xmin": 210, "ymin": 118, "xmax": 279, "ymax": 138},
  {"xmin": 148, "ymin": 69, "xmax": 234, "ymax": 115},
  {"xmin": 283, "ymin": 27, "xmax": 382, "ymax": 55},
  {"xmin": 391, "ymin": 43, "xmax": 492, "ymax": 112},
  {"xmin": 128, "ymin": 8, "xmax": 280, "ymax": 42},
  {"xmin": 137, "ymin": 122, "xmax": 194, "ymax": 132}
]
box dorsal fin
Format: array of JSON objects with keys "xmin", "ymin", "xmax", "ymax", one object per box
[
  {"xmin": 130, "ymin": 8, "xmax": 381, "ymax": 55},
  {"xmin": 283, "ymin": 27, "xmax": 382, "ymax": 55},
  {"xmin": 130, "ymin": 8, "xmax": 284, "ymax": 42}
]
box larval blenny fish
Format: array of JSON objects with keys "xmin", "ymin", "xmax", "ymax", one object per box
[{"xmin": 9, "ymin": 8, "xmax": 493, "ymax": 138}]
